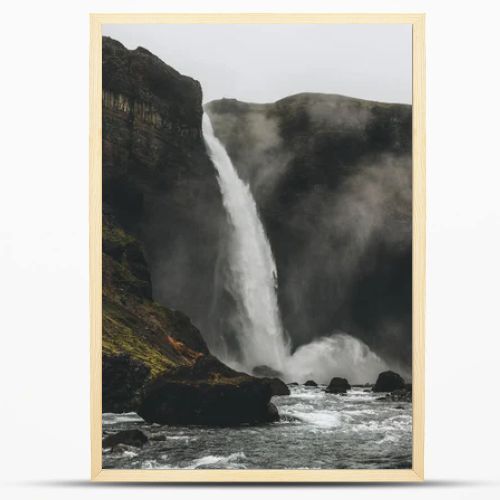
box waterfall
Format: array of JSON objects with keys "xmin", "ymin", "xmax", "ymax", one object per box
[
  {"xmin": 202, "ymin": 113, "xmax": 290, "ymax": 372},
  {"xmin": 201, "ymin": 113, "xmax": 398, "ymax": 383}
]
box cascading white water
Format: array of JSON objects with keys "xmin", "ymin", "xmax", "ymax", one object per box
[{"xmin": 202, "ymin": 113, "xmax": 290, "ymax": 372}]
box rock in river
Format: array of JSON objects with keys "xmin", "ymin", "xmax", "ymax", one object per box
[
  {"xmin": 325, "ymin": 377, "xmax": 351, "ymax": 394},
  {"xmin": 373, "ymin": 371, "xmax": 406, "ymax": 392},
  {"xmin": 304, "ymin": 380, "xmax": 318, "ymax": 387},
  {"xmin": 102, "ymin": 429, "xmax": 148, "ymax": 450},
  {"xmin": 263, "ymin": 377, "xmax": 290, "ymax": 396}
]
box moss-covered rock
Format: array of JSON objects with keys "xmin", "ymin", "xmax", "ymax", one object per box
[{"xmin": 102, "ymin": 215, "xmax": 208, "ymax": 384}]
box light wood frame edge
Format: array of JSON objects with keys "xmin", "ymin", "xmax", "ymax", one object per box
[
  {"xmin": 89, "ymin": 12, "xmax": 425, "ymax": 483},
  {"xmin": 90, "ymin": 13, "xmax": 103, "ymax": 480}
]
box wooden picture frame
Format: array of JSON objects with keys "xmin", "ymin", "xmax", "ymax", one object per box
[{"xmin": 90, "ymin": 13, "xmax": 425, "ymax": 482}]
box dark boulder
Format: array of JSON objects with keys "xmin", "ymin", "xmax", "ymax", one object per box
[
  {"xmin": 373, "ymin": 371, "xmax": 406, "ymax": 392},
  {"xmin": 325, "ymin": 377, "xmax": 351, "ymax": 394},
  {"xmin": 288, "ymin": 382, "xmax": 299, "ymax": 386},
  {"xmin": 263, "ymin": 377, "xmax": 290, "ymax": 396},
  {"xmin": 138, "ymin": 356, "xmax": 279, "ymax": 425},
  {"xmin": 266, "ymin": 402, "xmax": 280, "ymax": 422},
  {"xmin": 252, "ymin": 365, "xmax": 284, "ymax": 379},
  {"xmin": 304, "ymin": 380, "xmax": 318, "ymax": 387},
  {"xmin": 102, "ymin": 354, "xmax": 150, "ymax": 413},
  {"xmin": 102, "ymin": 429, "xmax": 148, "ymax": 449}
]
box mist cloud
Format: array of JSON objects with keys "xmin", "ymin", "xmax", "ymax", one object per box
[{"xmin": 284, "ymin": 332, "xmax": 390, "ymax": 385}]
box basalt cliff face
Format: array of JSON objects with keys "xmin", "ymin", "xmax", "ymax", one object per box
[
  {"xmin": 102, "ymin": 37, "xmax": 225, "ymax": 328},
  {"xmin": 206, "ymin": 95, "xmax": 412, "ymax": 370},
  {"xmin": 101, "ymin": 37, "xmax": 277, "ymax": 423}
]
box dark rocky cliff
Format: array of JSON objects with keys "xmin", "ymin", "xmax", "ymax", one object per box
[
  {"xmin": 206, "ymin": 94, "xmax": 412, "ymax": 370},
  {"xmin": 101, "ymin": 37, "xmax": 277, "ymax": 423},
  {"xmin": 102, "ymin": 36, "xmax": 226, "ymax": 332}
]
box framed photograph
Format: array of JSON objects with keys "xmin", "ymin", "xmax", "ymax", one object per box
[{"xmin": 90, "ymin": 13, "xmax": 425, "ymax": 482}]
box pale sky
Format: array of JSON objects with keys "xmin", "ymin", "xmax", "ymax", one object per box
[{"xmin": 103, "ymin": 24, "xmax": 412, "ymax": 105}]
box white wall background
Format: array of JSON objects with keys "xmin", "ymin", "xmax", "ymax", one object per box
[{"xmin": 1, "ymin": 0, "xmax": 499, "ymax": 499}]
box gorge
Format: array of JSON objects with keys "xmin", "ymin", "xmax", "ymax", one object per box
[{"xmin": 101, "ymin": 35, "xmax": 412, "ymax": 420}]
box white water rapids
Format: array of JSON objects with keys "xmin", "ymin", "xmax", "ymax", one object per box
[{"xmin": 202, "ymin": 113, "xmax": 390, "ymax": 383}]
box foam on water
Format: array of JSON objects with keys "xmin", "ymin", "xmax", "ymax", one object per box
[
  {"xmin": 189, "ymin": 452, "xmax": 247, "ymax": 469},
  {"xmin": 164, "ymin": 435, "xmax": 195, "ymax": 442},
  {"xmin": 102, "ymin": 412, "xmax": 144, "ymax": 425},
  {"xmin": 284, "ymin": 410, "xmax": 342, "ymax": 428}
]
